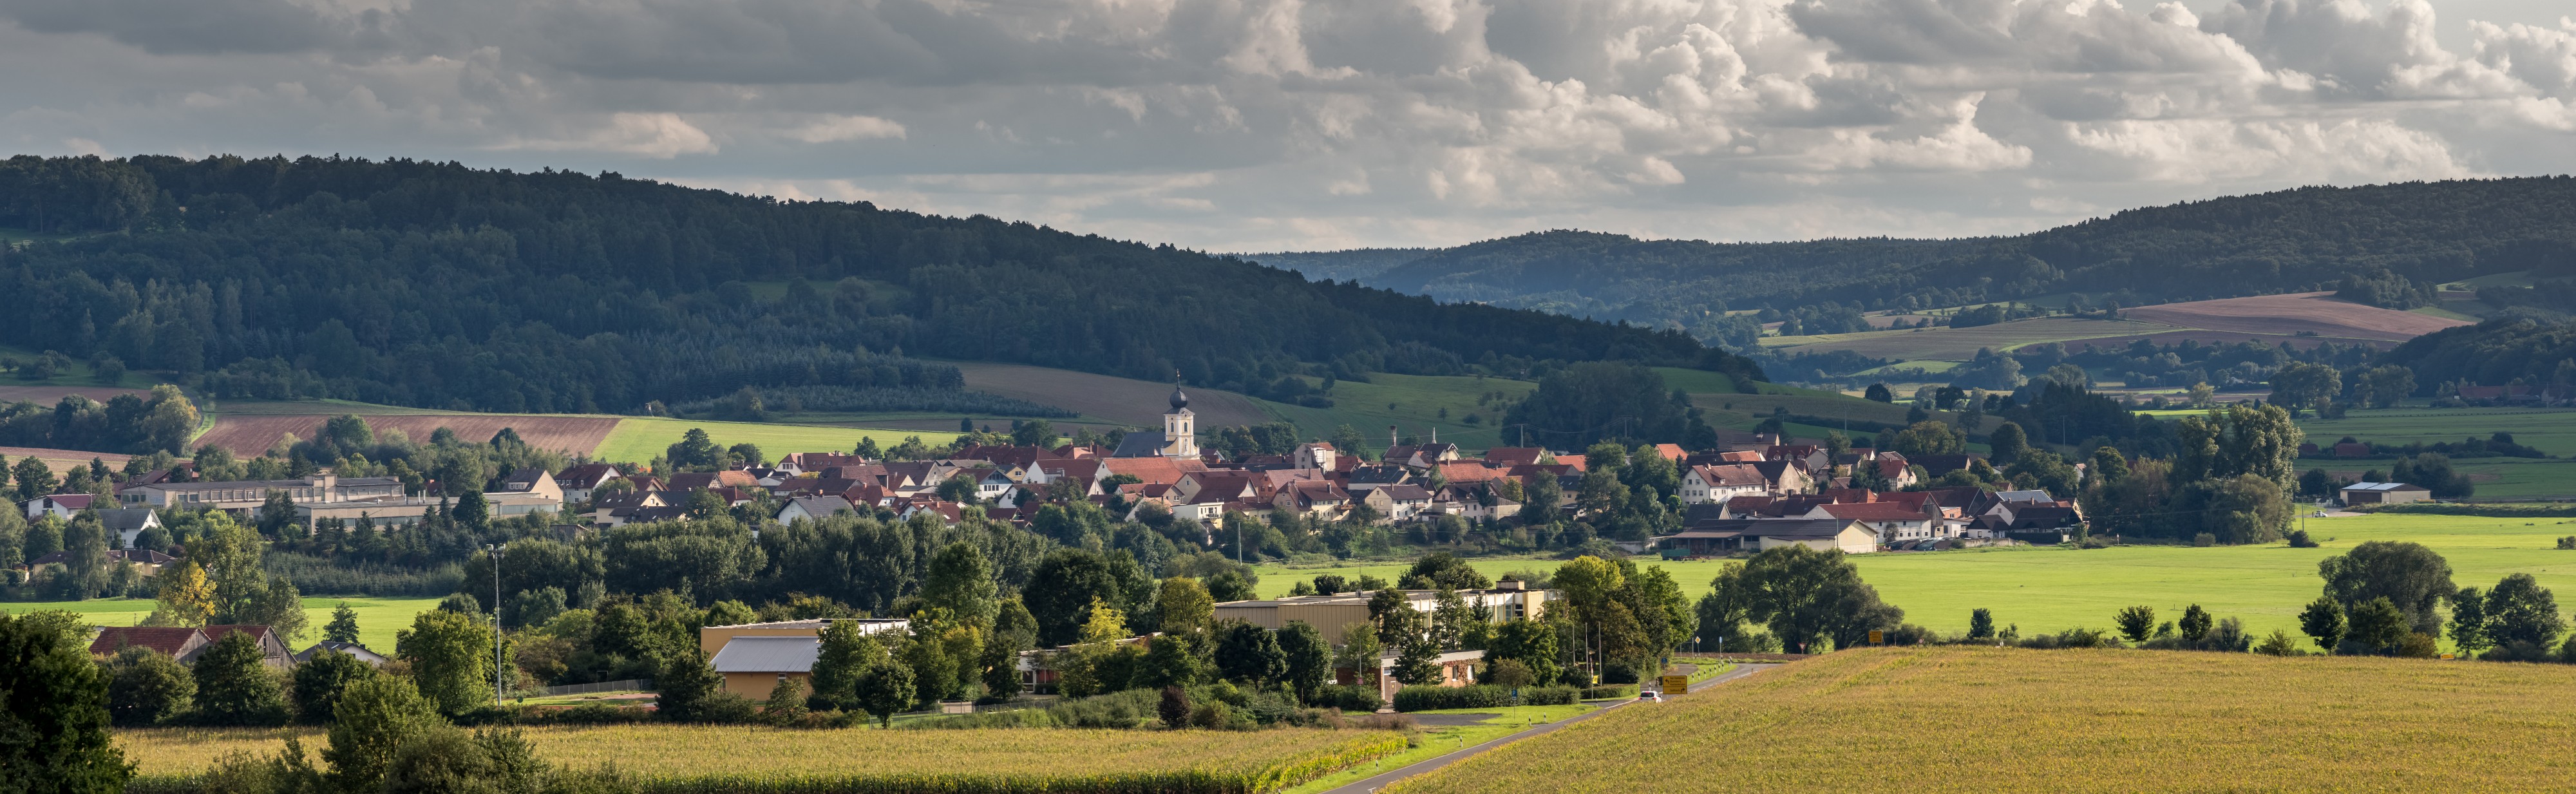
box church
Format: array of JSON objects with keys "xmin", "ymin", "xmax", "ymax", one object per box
[{"xmin": 1108, "ymin": 384, "xmax": 1200, "ymax": 458}]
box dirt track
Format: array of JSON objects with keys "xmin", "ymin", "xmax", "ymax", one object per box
[{"xmin": 196, "ymin": 414, "xmax": 619, "ymax": 457}]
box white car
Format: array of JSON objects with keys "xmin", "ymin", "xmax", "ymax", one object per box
[{"xmin": 1641, "ymin": 691, "xmax": 1665, "ymax": 703}]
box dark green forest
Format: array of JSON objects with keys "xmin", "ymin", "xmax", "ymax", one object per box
[
  {"xmin": 0, "ymin": 155, "xmax": 1754, "ymax": 415},
  {"xmin": 1253, "ymin": 178, "xmax": 2576, "ymax": 341}
]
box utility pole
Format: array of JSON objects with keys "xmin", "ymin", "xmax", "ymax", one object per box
[{"xmin": 485, "ymin": 543, "xmax": 504, "ymax": 706}]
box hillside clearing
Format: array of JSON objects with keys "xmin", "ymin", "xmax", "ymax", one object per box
[
  {"xmin": 1763, "ymin": 316, "xmax": 2181, "ymax": 361},
  {"xmin": 1385, "ymin": 646, "xmax": 2576, "ymax": 794},
  {"xmin": 196, "ymin": 413, "xmax": 620, "ymax": 457},
  {"xmin": 594, "ymin": 417, "xmax": 960, "ymax": 465},
  {"xmin": 2123, "ymin": 290, "xmax": 2472, "ymax": 341}
]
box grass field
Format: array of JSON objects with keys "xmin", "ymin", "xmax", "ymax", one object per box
[
  {"xmin": 1254, "ymin": 514, "xmax": 2576, "ymax": 646},
  {"xmin": 1280, "ymin": 706, "xmax": 1589, "ymax": 794},
  {"xmin": 1760, "ymin": 316, "xmax": 2178, "ymax": 361},
  {"xmin": 1258, "ymin": 373, "xmax": 1539, "ymax": 453},
  {"xmin": 120, "ymin": 724, "xmax": 1409, "ymax": 789},
  {"xmin": 593, "ymin": 417, "xmax": 961, "ymax": 465},
  {"xmin": 2292, "ymin": 406, "xmax": 2576, "ymax": 457},
  {"xmin": 2, "ymin": 596, "xmax": 440, "ymax": 652},
  {"xmin": 1385, "ymin": 646, "xmax": 2576, "ymax": 794}
]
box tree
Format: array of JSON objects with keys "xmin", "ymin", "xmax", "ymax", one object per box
[
  {"xmin": 2448, "ymin": 585, "xmax": 2493, "ymax": 656},
  {"xmin": 654, "ymin": 645, "xmax": 724, "ymax": 722},
  {"xmin": 1987, "ymin": 422, "xmax": 2028, "ymax": 468},
  {"xmin": 1864, "ymin": 383, "xmax": 1893, "ymax": 403},
  {"xmin": 12, "ymin": 455, "xmax": 58, "ymax": 501},
  {"xmin": 854, "ymin": 660, "xmax": 917, "ymax": 728},
  {"xmin": 190, "ymin": 630, "xmax": 289, "ymax": 726},
  {"xmin": 0, "ymin": 611, "xmax": 129, "ymax": 794},
  {"xmin": 292, "ymin": 647, "xmax": 379, "ymax": 724},
  {"xmin": 2112, "ymin": 606, "xmax": 2155, "ymax": 643},
  {"xmin": 2482, "ymin": 573, "xmax": 2565, "ymax": 650},
  {"xmin": 1736, "ymin": 545, "xmax": 1882, "ymax": 654},
  {"xmin": 1501, "ymin": 362, "xmax": 1696, "ymax": 447},
  {"xmin": 2353, "ymin": 365, "xmax": 2416, "ymax": 408},
  {"xmin": 2297, "ymin": 596, "xmax": 2345, "ymax": 653},
  {"xmin": 1334, "ymin": 623, "xmax": 1383, "ymax": 689},
  {"xmin": 1205, "ymin": 569, "xmax": 1258, "ymax": 603},
  {"xmin": 2179, "ymin": 604, "xmax": 2213, "ymax": 642},
  {"xmin": 1399, "ymin": 553, "xmax": 1493, "ymax": 591},
  {"xmin": 1155, "ymin": 578, "xmax": 1217, "ymax": 636},
  {"xmin": 810, "ymin": 620, "xmax": 886, "ymax": 711},
  {"xmin": 1213, "ymin": 621, "xmax": 1287, "ymax": 685},
  {"xmin": 396, "ymin": 609, "xmax": 494, "ymax": 716},
  {"xmin": 325, "ymin": 603, "xmax": 363, "ymax": 644},
  {"xmin": 1159, "ymin": 686, "xmax": 1191, "ymax": 730},
  {"xmin": 1486, "ymin": 618, "xmax": 1560, "ymax": 685},
  {"xmin": 104, "ymin": 647, "xmax": 193, "ymax": 728},
  {"xmin": 322, "ymin": 676, "xmax": 440, "ymax": 793},
  {"xmin": 1010, "ymin": 419, "xmax": 1057, "ymax": 448},
  {"xmin": 147, "ymin": 558, "xmax": 217, "ymax": 627},
  {"xmin": 2318, "ymin": 540, "xmax": 2456, "ymax": 634},
  {"xmin": 1390, "ymin": 633, "xmax": 1444, "ymax": 686},
  {"xmin": 2345, "ymin": 596, "xmax": 2409, "ymax": 654},
  {"xmin": 1889, "ymin": 421, "xmax": 1964, "ymax": 457},
  {"xmin": 2172, "ymin": 403, "xmax": 2303, "ymax": 492},
  {"xmin": 1967, "ymin": 609, "xmax": 1994, "ymax": 641},
  {"xmin": 1694, "ymin": 563, "xmax": 1759, "ymax": 651},
  {"xmin": 2268, "ymin": 362, "xmax": 2344, "ymax": 414},
  {"xmin": 1135, "ymin": 628, "xmax": 1206, "ymax": 691},
  {"xmin": 762, "ymin": 676, "xmax": 809, "ymax": 725},
  {"xmin": 921, "ymin": 543, "xmax": 998, "ymax": 629},
  {"xmin": 980, "ymin": 598, "xmax": 1037, "ymax": 701},
  {"xmin": 666, "ymin": 428, "xmax": 723, "ymax": 471},
  {"xmin": 2188, "ymin": 382, "xmax": 2217, "ymax": 408},
  {"xmin": 1025, "ymin": 550, "xmax": 1127, "ymax": 647},
  {"xmin": 1276, "ymin": 621, "xmax": 1331, "ymax": 704}
]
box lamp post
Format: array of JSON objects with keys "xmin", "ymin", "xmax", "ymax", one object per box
[{"xmin": 484, "ymin": 542, "xmax": 504, "ymax": 706}]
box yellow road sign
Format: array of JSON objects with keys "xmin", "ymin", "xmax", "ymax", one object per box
[
  {"xmin": 1868, "ymin": 629, "xmax": 1884, "ymax": 645},
  {"xmin": 1661, "ymin": 674, "xmax": 1690, "ymax": 695}
]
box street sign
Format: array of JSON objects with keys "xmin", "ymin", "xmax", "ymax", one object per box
[
  {"xmin": 1661, "ymin": 674, "xmax": 1690, "ymax": 696},
  {"xmin": 1868, "ymin": 629, "xmax": 1884, "ymax": 645}
]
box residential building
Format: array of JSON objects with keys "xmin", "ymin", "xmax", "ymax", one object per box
[
  {"xmin": 495, "ymin": 467, "xmax": 565, "ymax": 504},
  {"xmin": 776, "ymin": 495, "xmax": 857, "ymax": 524},
  {"xmin": 90, "ymin": 625, "xmax": 294, "ymax": 667},
  {"xmin": 551, "ymin": 464, "xmax": 625, "ymax": 503},
  {"xmin": 1680, "ymin": 464, "xmax": 1770, "ymax": 504},
  {"xmin": 99, "ymin": 507, "xmax": 161, "ymax": 548},
  {"xmin": 294, "ymin": 641, "xmax": 390, "ymax": 666},
  {"xmin": 1653, "ymin": 518, "xmax": 1877, "ymax": 556},
  {"xmin": 23, "ymin": 493, "xmax": 97, "ymax": 520}
]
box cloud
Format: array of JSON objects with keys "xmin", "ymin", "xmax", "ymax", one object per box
[{"xmin": 0, "ymin": 0, "xmax": 2566, "ymax": 249}]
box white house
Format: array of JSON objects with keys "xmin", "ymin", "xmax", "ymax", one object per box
[{"xmin": 1681, "ymin": 464, "xmax": 1770, "ymax": 504}]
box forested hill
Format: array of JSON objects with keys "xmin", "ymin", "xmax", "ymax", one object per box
[
  {"xmin": 0, "ymin": 155, "xmax": 1754, "ymax": 415},
  {"xmin": 1251, "ymin": 178, "xmax": 2576, "ymax": 336}
]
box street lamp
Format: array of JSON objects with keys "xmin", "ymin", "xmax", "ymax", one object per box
[{"xmin": 484, "ymin": 543, "xmax": 504, "ymax": 706}]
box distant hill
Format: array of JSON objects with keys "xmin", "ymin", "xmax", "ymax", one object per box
[
  {"xmin": 0, "ymin": 155, "xmax": 1759, "ymax": 417},
  {"xmin": 1237, "ymin": 247, "xmax": 1432, "ymax": 283},
  {"xmin": 1251, "ymin": 178, "xmax": 2576, "ymax": 340}
]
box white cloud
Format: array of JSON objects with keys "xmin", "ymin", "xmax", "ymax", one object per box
[{"xmin": 0, "ymin": 0, "xmax": 2567, "ymax": 249}]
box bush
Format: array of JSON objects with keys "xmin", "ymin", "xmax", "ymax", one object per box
[
  {"xmin": 1, "ymin": 611, "xmax": 131, "ymax": 794},
  {"xmin": 1392, "ymin": 685, "xmax": 1513, "ymax": 712},
  {"xmin": 1520, "ymin": 686, "xmax": 1578, "ymax": 706},
  {"xmin": 2193, "ymin": 533, "xmax": 2217, "ymax": 547},
  {"xmin": 2395, "ymin": 632, "xmax": 2442, "ymax": 659},
  {"xmin": 1579, "ymin": 685, "xmax": 1638, "ymax": 700},
  {"xmin": 2017, "ymin": 628, "xmax": 2122, "ymax": 649},
  {"xmin": 381, "ymin": 726, "xmax": 548, "ymax": 794},
  {"xmin": 106, "ymin": 647, "xmax": 194, "ymax": 727},
  {"xmin": 2481, "ymin": 641, "xmax": 2560, "ymax": 663},
  {"xmin": 1313, "ymin": 684, "xmax": 1383, "ymax": 714},
  {"xmin": 2287, "ymin": 530, "xmax": 2320, "ymax": 549}
]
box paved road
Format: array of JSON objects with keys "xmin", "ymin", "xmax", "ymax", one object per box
[{"xmin": 1322, "ymin": 664, "xmax": 1776, "ymax": 794}]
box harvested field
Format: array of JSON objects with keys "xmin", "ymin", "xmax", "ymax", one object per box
[
  {"xmin": 0, "ymin": 384, "xmax": 151, "ymax": 404},
  {"xmin": 1385, "ymin": 646, "xmax": 2576, "ymax": 794},
  {"xmin": 956, "ymin": 362, "xmax": 1270, "ymax": 428},
  {"xmin": 121, "ymin": 724, "xmax": 1408, "ymax": 791},
  {"xmin": 0, "ymin": 446, "xmax": 130, "ymax": 474},
  {"xmin": 2123, "ymin": 291, "xmax": 2469, "ymax": 341},
  {"xmin": 196, "ymin": 413, "xmax": 619, "ymax": 457}
]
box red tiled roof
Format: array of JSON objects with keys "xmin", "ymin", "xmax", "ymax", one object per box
[
  {"xmin": 90, "ymin": 627, "xmax": 204, "ymax": 657},
  {"xmin": 1819, "ymin": 502, "xmax": 1934, "ymax": 521}
]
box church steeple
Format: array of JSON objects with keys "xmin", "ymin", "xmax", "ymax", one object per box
[{"xmin": 1162, "ymin": 377, "xmax": 1197, "ymax": 458}]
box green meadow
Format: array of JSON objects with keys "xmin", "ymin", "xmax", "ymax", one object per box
[
  {"xmin": 3, "ymin": 596, "xmax": 442, "ymax": 653},
  {"xmin": 593, "ymin": 417, "xmax": 960, "ymax": 465},
  {"xmin": 1253, "ymin": 514, "xmax": 2576, "ymax": 649},
  {"xmin": 1256, "ymin": 372, "xmax": 1539, "ymax": 453}
]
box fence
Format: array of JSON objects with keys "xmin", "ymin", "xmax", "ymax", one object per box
[{"xmin": 542, "ymin": 678, "xmax": 652, "ymax": 697}]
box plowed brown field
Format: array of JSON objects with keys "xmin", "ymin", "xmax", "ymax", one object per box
[
  {"xmin": 2122, "ymin": 291, "xmax": 2468, "ymax": 341},
  {"xmin": 0, "ymin": 446, "xmax": 131, "ymax": 475},
  {"xmin": 196, "ymin": 414, "xmax": 618, "ymax": 457}
]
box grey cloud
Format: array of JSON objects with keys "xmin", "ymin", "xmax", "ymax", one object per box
[{"xmin": 0, "ymin": 0, "xmax": 380, "ymax": 54}]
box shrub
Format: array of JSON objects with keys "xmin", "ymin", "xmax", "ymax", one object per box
[
  {"xmin": 1314, "ymin": 684, "xmax": 1383, "ymax": 714},
  {"xmin": 106, "ymin": 647, "xmax": 194, "ymax": 728},
  {"xmin": 2018, "ymin": 628, "xmax": 2121, "ymax": 649},
  {"xmin": 1392, "ymin": 685, "xmax": 1512, "ymax": 712},
  {"xmin": 2482, "ymin": 641, "xmax": 2559, "ymax": 663},
  {"xmin": 1520, "ymin": 686, "xmax": 1579, "ymax": 706},
  {"xmin": 0, "ymin": 611, "xmax": 131, "ymax": 794},
  {"xmin": 323, "ymin": 676, "xmax": 440, "ymax": 793},
  {"xmin": 2396, "ymin": 632, "xmax": 2442, "ymax": 659},
  {"xmin": 187, "ymin": 632, "xmax": 289, "ymax": 726},
  {"xmin": 2288, "ymin": 530, "xmax": 2320, "ymax": 549},
  {"xmin": 1579, "ymin": 685, "xmax": 1638, "ymax": 700},
  {"xmin": 2193, "ymin": 533, "xmax": 2217, "ymax": 547},
  {"xmin": 381, "ymin": 726, "xmax": 549, "ymax": 794},
  {"xmin": 291, "ymin": 647, "xmax": 377, "ymax": 724}
]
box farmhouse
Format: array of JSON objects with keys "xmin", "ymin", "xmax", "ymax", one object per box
[
  {"xmin": 2342, "ymin": 482, "xmax": 2432, "ymax": 505},
  {"xmin": 699, "ymin": 618, "xmax": 913, "ymax": 698},
  {"xmin": 90, "ymin": 625, "xmax": 294, "ymax": 668}
]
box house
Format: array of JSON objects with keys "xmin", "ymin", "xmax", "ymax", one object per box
[
  {"xmin": 1481, "ymin": 448, "xmax": 1548, "ymax": 468},
  {"xmin": 1765, "ymin": 445, "xmax": 1829, "ymax": 471},
  {"xmin": 1749, "ymin": 460, "xmax": 1811, "ymax": 495},
  {"xmin": 494, "ymin": 467, "xmax": 565, "ymax": 504},
  {"xmin": 699, "ymin": 618, "xmax": 911, "ymax": 698},
  {"xmin": 2342, "ymin": 482, "xmax": 2432, "ymax": 505},
  {"xmin": 1274, "ymin": 480, "xmax": 1352, "ymax": 518},
  {"xmin": 1656, "ymin": 518, "xmax": 1877, "ymax": 555},
  {"xmin": 776, "ymin": 496, "xmax": 857, "ymax": 524},
  {"xmin": 23, "ymin": 493, "xmax": 97, "ymax": 520},
  {"xmin": 1426, "ymin": 484, "xmax": 1520, "ymax": 522},
  {"xmin": 294, "ymin": 641, "xmax": 390, "ymax": 666},
  {"xmin": 99, "ymin": 507, "xmax": 162, "ymax": 548},
  {"xmin": 551, "ymin": 464, "xmax": 623, "ymax": 503},
  {"xmin": 1294, "ymin": 442, "xmax": 1340, "ymax": 470},
  {"xmin": 24, "ymin": 547, "xmax": 174, "ymax": 576},
  {"xmin": 1377, "ymin": 484, "xmax": 1435, "ymax": 522},
  {"xmin": 1345, "ymin": 466, "xmax": 1410, "ymax": 492},
  {"xmin": 1870, "ymin": 453, "xmax": 1918, "ymax": 489},
  {"xmin": 1383, "ymin": 442, "xmax": 1461, "ymax": 471},
  {"xmin": 90, "ymin": 625, "xmax": 294, "ymax": 667},
  {"xmin": 1812, "ymin": 500, "xmax": 1945, "ymax": 543},
  {"xmin": 666, "ymin": 471, "xmax": 760, "ymax": 493},
  {"xmin": 1680, "ymin": 464, "xmax": 1770, "ymax": 504},
  {"xmin": 120, "ymin": 472, "xmax": 407, "ymax": 513}
]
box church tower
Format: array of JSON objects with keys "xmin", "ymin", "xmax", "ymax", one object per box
[{"xmin": 1162, "ymin": 384, "xmax": 1197, "ymax": 458}]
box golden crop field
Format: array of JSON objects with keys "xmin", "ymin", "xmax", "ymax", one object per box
[
  {"xmin": 122, "ymin": 724, "xmax": 1406, "ymax": 791},
  {"xmin": 1385, "ymin": 647, "xmax": 2576, "ymax": 794}
]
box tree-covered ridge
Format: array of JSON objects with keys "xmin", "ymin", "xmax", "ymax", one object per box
[
  {"xmin": 0, "ymin": 155, "xmax": 1746, "ymax": 415},
  {"xmin": 1291, "ymin": 178, "xmax": 2576, "ymax": 335}
]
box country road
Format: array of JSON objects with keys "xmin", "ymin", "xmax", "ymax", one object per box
[{"xmin": 1323, "ymin": 664, "xmax": 1776, "ymax": 794}]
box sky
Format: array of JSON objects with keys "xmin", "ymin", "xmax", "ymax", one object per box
[{"xmin": 1, "ymin": 0, "xmax": 2571, "ymax": 252}]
